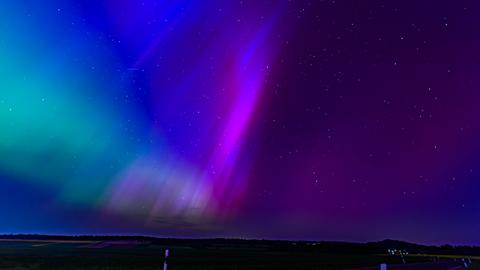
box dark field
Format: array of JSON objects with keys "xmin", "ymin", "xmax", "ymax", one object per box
[{"xmin": 0, "ymin": 239, "xmax": 478, "ymax": 270}]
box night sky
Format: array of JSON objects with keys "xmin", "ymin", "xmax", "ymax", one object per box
[{"xmin": 1, "ymin": 0, "xmax": 480, "ymax": 245}]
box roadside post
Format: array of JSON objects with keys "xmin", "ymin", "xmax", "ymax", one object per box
[{"xmin": 163, "ymin": 249, "xmax": 169, "ymax": 270}]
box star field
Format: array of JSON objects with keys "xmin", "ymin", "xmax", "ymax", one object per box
[{"xmin": 1, "ymin": 0, "xmax": 480, "ymax": 245}]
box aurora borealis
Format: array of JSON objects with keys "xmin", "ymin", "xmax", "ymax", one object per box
[{"xmin": 1, "ymin": 1, "xmax": 480, "ymax": 245}]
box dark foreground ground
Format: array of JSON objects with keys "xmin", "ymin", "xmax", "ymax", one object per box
[{"xmin": 0, "ymin": 238, "xmax": 478, "ymax": 270}]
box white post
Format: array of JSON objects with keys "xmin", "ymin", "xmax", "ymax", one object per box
[
  {"xmin": 380, "ymin": 263, "xmax": 387, "ymax": 270},
  {"xmin": 163, "ymin": 249, "xmax": 169, "ymax": 270}
]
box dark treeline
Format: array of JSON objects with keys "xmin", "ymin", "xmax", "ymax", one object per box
[{"xmin": 1, "ymin": 235, "xmax": 479, "ymax": 256}]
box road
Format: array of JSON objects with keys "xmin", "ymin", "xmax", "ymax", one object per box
[{"xmin": 351, "ymin": 262, "xmax": 465, "ymax": 270}]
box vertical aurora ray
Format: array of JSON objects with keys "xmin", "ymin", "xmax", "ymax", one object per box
[{"xmin": 103, "ymin": 2, "xmax": 287, "ymax": 229}]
